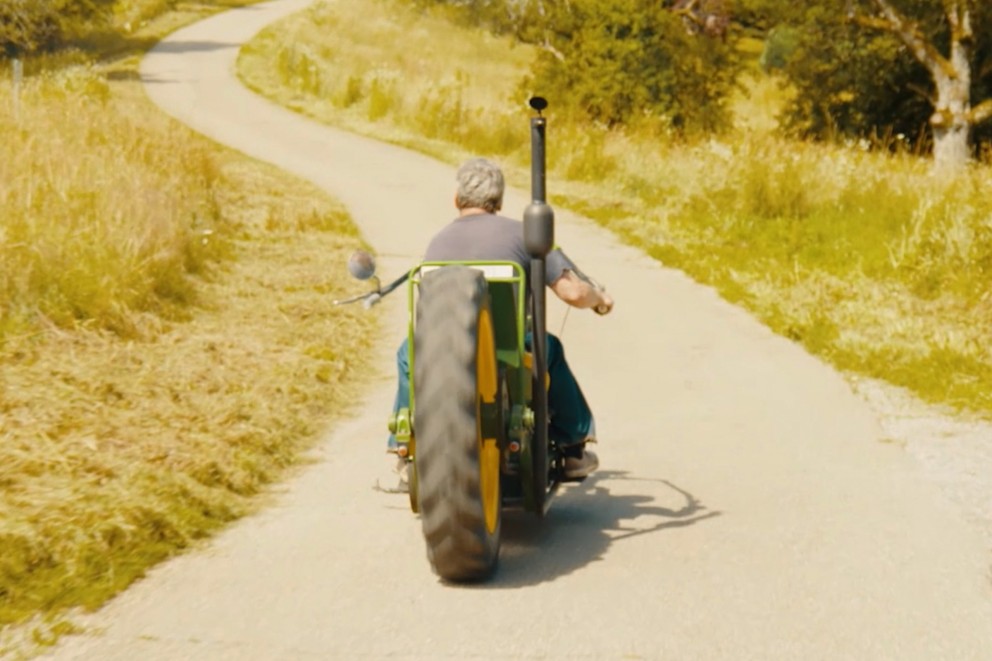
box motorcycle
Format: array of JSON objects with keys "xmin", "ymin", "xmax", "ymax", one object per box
[{"xmin": 337, "ymin": 98, "xmax": 603, "ymax": 581}]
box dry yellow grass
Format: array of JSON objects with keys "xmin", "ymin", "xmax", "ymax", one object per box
[
  {"xmin": 238, "ymin": 0, "xmax": 534, "ymax": 164},
  {"xmin": 0, "ymin": 0, "xmax": 378, "ymax": 650},
  {"xmin": 0, "ymin": 67, "xmax": 222, "ymax": 339},
  {"xmin": 0, "ymin": 143, "xmax": 376, "ymax": 624}
]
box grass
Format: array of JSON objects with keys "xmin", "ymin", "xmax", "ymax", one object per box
[
  {"xmin": 238, "ymin": 0, "xmax": 992, "ymax": 417},
  {"xmin": 0, "ymin": 0, "xmax": 377, "ymax": 652},
  {"xmin": 0, "ymin": 66, "xmax": 224, "ymax": 340},
  {"xmin": 237, "ymin": 0, "xmax": 534, "ymax": 164}
]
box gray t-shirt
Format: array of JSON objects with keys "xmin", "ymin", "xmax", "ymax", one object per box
[{"xmin": 424, "ymin": 213, "xmax": 576, "ymax": 285}]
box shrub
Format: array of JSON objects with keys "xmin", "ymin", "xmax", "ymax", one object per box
[{"xmin": 0, "ymin": 0, "xmax": 116, "ymax": 55}]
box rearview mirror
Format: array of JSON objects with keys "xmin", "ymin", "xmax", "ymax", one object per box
[{"xmin": 348, "ymin": 250, "xmax": 377, "ymax": 281}]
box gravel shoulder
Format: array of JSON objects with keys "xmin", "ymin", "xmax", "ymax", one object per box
[{"xmin": 853, "ymin": 377, "xmax": 992, "ymax": 555}]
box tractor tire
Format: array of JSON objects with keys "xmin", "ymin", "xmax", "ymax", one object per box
[{"xmin": 414, "ymin": 267, "xmax": 501, "ymax": 582}]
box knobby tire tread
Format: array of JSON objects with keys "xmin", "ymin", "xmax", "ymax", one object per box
[{"xmin": 414, "ymin": 267, "xmax": 500, "ymax": 582}]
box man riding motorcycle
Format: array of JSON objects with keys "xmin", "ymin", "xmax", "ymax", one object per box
[{"xmin": 388, "ymin": 157, "xmax": 613, "ymax": 480}]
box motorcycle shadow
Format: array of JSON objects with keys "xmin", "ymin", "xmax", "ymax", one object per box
[{"xmin": 483, "ymin": 469, "xmax": 721, "ymax": 588}]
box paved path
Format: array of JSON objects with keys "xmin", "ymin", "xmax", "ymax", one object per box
[{"xmin": 45, "ymin": 1, "xmax": 992, "ymax": 658}]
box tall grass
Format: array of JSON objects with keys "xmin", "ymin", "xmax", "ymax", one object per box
[
  {"xmin": 239, "ymin": 0, "xmax": 531, "ymax": 161},
  {"xmin": 0, "ymin": 69, "xmax": 375, "ymax": 632},
  {"xmin": 634, "ymin": 137, "xmax": 992, "ymax": 411},
  {"xmin": 0, "ymin": 65, "xmax": 228, "ymax": 340},
  {"xmin": 0, "ymin": 0, "xmax": 377, "ymax": 645},
  {"xmin": 240, "ymin": 0, "xmax": 992, "ymax": 416}
]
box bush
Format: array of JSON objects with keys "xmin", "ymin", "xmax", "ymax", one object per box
[
  {"xmin": 0, "ymin": 0, "xmax": 116, "ymax": 55},
  {"xmin": 413, "ymin": 0, "xmax": 741, "ymax": 134},
  {"xmin": 759, "ymin": 26, "xmax": 798, "ymax": 72},
  {"xmin": 524, "ymin": 0, "xmax": 741, "ymax": 133}
]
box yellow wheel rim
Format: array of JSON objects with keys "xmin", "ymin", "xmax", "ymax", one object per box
[{"xmin": 477, "ymin": 306, "xmax": 500, "ymax": 534}]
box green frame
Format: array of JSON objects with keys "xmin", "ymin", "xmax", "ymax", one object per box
[{"xmin": 398, "ymin": 260, "xmax": 541, "ymax": 510}]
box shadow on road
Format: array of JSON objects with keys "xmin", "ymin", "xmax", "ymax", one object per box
[
  {"xmin": 478, "ymin": 469, "xmax": 721, "ymax": 588},
  {"xmin": 153, "ymin": 40, "xmax": 239, "ymax": 53}
]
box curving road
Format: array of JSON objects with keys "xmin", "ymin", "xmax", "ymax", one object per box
[{"xmin": 45, "ymin": 1, "xmax": 992, "ymax": 658}]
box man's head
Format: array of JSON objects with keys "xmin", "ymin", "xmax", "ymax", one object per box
[{"xmin": 455, "ymin": 158, "xmax": 504, "ymax": 214}]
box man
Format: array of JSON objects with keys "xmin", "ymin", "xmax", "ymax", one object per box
[{"xmin": 390, "ymin": 158, "xmax": 613, "ymax": 479}]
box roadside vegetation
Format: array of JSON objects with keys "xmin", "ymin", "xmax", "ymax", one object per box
[
  {"xmin": 238, "ymin": 0, "xmax": 992, "ymax": 416},
  {"xmin": 0, "ymin": 0, "xmax": 375, "ymax": 649}
]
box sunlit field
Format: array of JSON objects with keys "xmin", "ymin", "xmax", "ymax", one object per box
[
  {"xmin": 239, "ymin": 0, "xmax": 992, "ymax": 415},
  {"xmin": 0, "ymin": 2, "xmax": 376, "ymax": 646}
]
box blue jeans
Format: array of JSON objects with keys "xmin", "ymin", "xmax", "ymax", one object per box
[{"xmin": 388, "ymin": 333, "xmax": 594, "ymax": 449}]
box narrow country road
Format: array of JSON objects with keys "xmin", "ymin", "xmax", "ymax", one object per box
[{"xmin": 45, "ymin": 1, "xmax": 992, "ymax": 658}]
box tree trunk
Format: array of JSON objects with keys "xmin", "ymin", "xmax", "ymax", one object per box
[
  {"xmin": 868, "ymin": 0, "xmax": 976, "ymax": 170},
  {"xmin": 931, "ymin": 74, "xmax": 972, "ymax": 170},
  {"xmin": 932, "ymin": 123, "xmax": 971, "ymax": 169},
  {"xmin": 930, "ymin": 23, "xmax": 973, "ymax": 170}
]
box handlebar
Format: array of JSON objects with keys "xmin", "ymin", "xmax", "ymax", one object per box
[
  {"xmin": 333, "ymin": 272, "xmax": 410, "ymax": 308},
  {"xmin": 335, "ymin": 265, "xmax": 612, "ymax": 315},
  {"xmin": 567, "ymin": 266, "xmax": 611, "ymax": 316}
]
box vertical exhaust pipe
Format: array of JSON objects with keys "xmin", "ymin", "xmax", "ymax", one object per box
[{"xmin": 523, "ymin": 96, "xmax": 554, "ymax": 513}]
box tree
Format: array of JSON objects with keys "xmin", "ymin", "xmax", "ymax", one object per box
[
  {"xmin": 519, "ymin": 0, "xmax": 741, "ymax": 132},
  {"xmin": 775, "ymin": 1, "xmax": 992, "ymax": 168},
  {"xmin": 852, "ymin": 1, "xmax": 992, "ymax": 168},
  {"xmin": 414, "ymin": 0, "xmax": 741, "ymax": 133}
]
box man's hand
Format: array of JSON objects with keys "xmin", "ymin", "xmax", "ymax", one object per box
[
  {"xmin": 551, "ymin": 270, "xmax": 614, "ymax": 315},
  {"xmin": 594, "ymin": 290, "xmax": 614, "ymax": 316}
]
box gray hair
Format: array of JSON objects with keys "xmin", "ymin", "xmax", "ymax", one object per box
[{"xmin": 455, "ymin": 158, "xmax": 504, "ymax": 213}]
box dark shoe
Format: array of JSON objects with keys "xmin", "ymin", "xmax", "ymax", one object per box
[{"xmin": 563, "ymin": 450, "xmax": 598, "ymax": 479}]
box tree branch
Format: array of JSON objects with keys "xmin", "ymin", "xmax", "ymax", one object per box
[
  {"xmin": 907, "ymin": 82, "xmax": 936, "ymax": 105},
  {"xmin": 862, "ymin": 0, "xmax": 957, "ymax": 80},
  {"xmin": 670, "ymin": 0, "xmax": 729, "ymax": 38},
  {"xmin": 672, "ymin": 0, "xmax": 705, "ymax": 28},
  {"xmin": 969, "ymin": 99, "xmax": 992, "ymax": 125},
  {"xmin": 980, "ymin": 57, "xmax": 992, "ymax": 79},
  {"xmin": 943, "ymin": 0, "xmax": 974, "ymax": 43},
  {"xmin": 539, "ymin": 37, "xmax": 566, "ymax": 63}
]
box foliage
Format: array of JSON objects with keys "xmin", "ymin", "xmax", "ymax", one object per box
[
  {"xmin": 413, "ymin": 0, "xmax": 742, "ymax": 133},
  {"xmin": 0, "ymin": 0, "xmax": 117, "ymax": 55},
  {"xmin": 531, "ymin": 0, "xmax": 740, "ymax": 132},
  {"xmin": 758, "ymin": 26, "xmax": 800, "ymax": 72},
  {"xmin": 769, "ymin": 1, "xmax": 992, "ymax": 151},
  {"xmin": 974, "ymin": 23, "xmax": 992, "ymax": 150},
  {"xmin": 734, "ymin": 0, "xmax": 778, "ymax": 32}
]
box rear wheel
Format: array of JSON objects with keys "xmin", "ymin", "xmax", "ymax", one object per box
[{"xmin": 414, "ymin": 267, "xmax": 501, "ymax": 581}]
